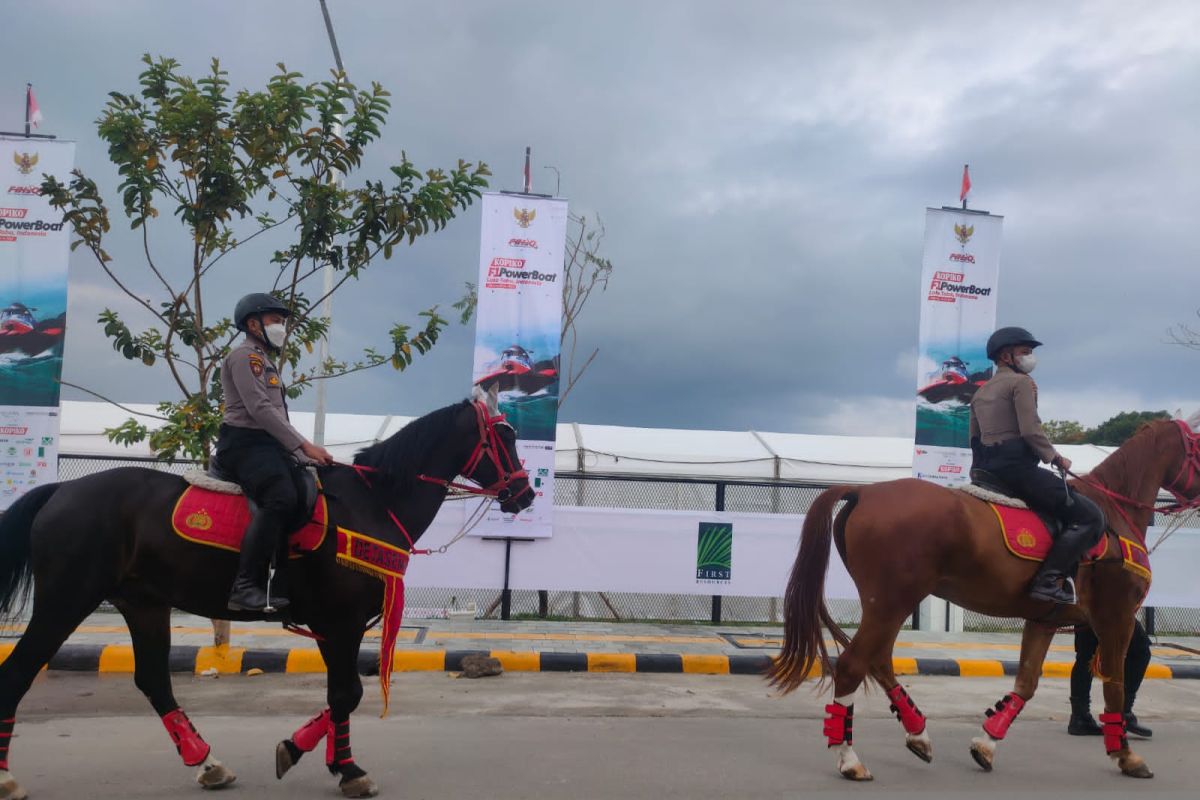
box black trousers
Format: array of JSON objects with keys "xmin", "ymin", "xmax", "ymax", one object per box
[
  {"xmin": 1071, "ymin": 621, "xmax": 1152, "ymax": 710},
  {"xmin": 974, "ymin": 439, "xmax": 1099, "ymax": 528},
  {"xmin": 215, "ymin": 425, "xmax": 305, "ymax": 526}
]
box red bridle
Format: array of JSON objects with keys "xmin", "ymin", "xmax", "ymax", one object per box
[
  {"xmin": 1073, "ymin": 419, "xmax": 1200, "ymax": 536},
  {"xmin": 416, "ymin": 401, "xmax": 531, "ymax": 503}
]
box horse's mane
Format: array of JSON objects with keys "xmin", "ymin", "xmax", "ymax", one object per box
[
  {"xmin": 353, "ymin": 400, "xmax": 471, "ymax": 492},
  {"xmin": 1089, "ymin": 419, "xmax": 1174, "ymax": 486}
]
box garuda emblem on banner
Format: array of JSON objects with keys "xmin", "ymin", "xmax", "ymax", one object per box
[
  {"xmin": 954, "ymin": 223, "xmax": 974, "ymax": 246},
  {"xmin": 13, "ymin": 151, "xmax": 38, "ymax": 176},
  {"xmin": 513, "ymin": 207, "xmax": 536, "ymax": 228}
]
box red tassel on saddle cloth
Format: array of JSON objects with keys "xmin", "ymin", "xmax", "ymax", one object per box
[
  {"xmin": 823, "ymin": 702, "xmax": 854, "ymax": 747},
  {"xmin": 1099, "ymin": 712, "xmax": 1127, "ymax": 754},
  {"xmin": 982, "ymin": 692, "xmax": 1025, "ymax": 740},
  {"xmin": 886, "ymin": 685, "xmax": 927, "ymax": 735},
  {"xmin": 335, "ymin": 527, "xmax": 409, "ymax": 717}
]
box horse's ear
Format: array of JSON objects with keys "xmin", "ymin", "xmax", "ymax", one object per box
[
  {"xmin": 485, "ymin": 384, "xmax": 500, "ymax": 416},
  {"xmin": 1187, "ymin": 409, "xmax": 1200, "ymax": 432},
  {"xmin": 471, "ymin": 384, "xmax": 486, "ymax": 405}
]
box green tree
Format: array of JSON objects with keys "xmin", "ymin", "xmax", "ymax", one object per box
[
  {"xmin": 1085, "ymin": 411, "xmax": 1171, "ymax": 446},
  {"xmin": 44, "ymin": 55, "xmax": 488, "ymax": 464},
  {"xmin": 1043, "ymin": 419, "xmax": 1087, "ymax": 444}
]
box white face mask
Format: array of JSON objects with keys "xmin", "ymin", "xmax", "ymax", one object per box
[
  {"xmin": 1014, "ymin": 353, "xmax": 1037, "ymax": 374},
  {"xmin": 263, "ymin": 323, "xmax": 287, "ymax": 349}
]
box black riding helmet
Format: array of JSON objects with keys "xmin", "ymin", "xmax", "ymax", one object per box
[
  {"xmin": 986, "ymin": 326, "xmax": 1042, "ymax": 361},
  {"xmin": 233, "ymin": 293, "xmax": 290, "ymax": 333}
]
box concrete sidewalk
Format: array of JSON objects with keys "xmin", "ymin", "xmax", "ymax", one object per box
[{"xmin": 4, "ymin": 611, "xmax": 1200, "ymax": 678}]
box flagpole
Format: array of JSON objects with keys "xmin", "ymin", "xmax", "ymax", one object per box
[
  {"xmin": 961, "ymin": 163, "xmax": 968, "ymax": 210},
  {"xmin": 523, "ymin": 146, "xmax": 532, "ymax": 193},
  {"xmin": 24, "ymin": 83, "xmax": 31, "ymax": 137}
]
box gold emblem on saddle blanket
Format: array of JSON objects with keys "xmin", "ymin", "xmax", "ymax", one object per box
[
  {"xmin": 1016, "ymin": 529, "xmax": 1036, "ymax": 548},
  {"xmin": 185, "ymin": 509, "xmax": 213, "ymax": 531}
]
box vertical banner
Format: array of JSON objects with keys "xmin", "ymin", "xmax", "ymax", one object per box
[
  {"xmin": 0, "ymin": 137, "xmax": 75, "ymax": 510},
  {"xmin": 913, "ymin": 208, "xmax": 1002, "ymax": 486},
  {"xmin": 471, "ymin": 192, "xmax": 568, "ymax": 537}
]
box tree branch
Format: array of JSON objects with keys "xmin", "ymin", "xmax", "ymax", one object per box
[{"xmin": 57, "ymin": 380, "xmax": 169, "ymax": 421}]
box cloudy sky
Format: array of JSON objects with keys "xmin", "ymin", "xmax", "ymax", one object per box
[{"xmin": 3, "ymin": 0, "xmax": 1199, "ymax": 437}]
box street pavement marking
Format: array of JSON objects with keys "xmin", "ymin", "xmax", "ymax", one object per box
[
  {"xmin": 587, "ymin": 653, "xmax": 637, "ymax": 672},
  {"xmin": 681, "ymin": 655, "xmax": 730, "ymax": 674}
]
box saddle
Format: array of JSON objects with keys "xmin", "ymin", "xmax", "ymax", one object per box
[
  {"xmin": 961, "ymin": 469, "xmax": 1149, "ymax": 578},
  {"xmin": 173, "ymin": 463, "xmax": 326, "ymax": 555}
]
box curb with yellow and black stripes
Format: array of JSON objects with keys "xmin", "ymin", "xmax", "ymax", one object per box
[{"xmin": 8, "ymin": 643, "xmax": 1199, "ymax": 679}]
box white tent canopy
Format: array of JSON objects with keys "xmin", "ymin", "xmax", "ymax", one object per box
[{"xmin": 58, "ymin": 400, "xmax": 1119, "ymax": 485}]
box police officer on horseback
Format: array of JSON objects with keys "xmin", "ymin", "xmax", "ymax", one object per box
[
  {"xmin": 218, "ymin": 293, "xmax": 334, "ymax": 613},
  {"xmin": 969, "ymin": 326, "xmax": 1105, "ymax": 604}
]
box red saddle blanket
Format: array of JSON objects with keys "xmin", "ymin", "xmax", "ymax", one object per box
[
  {"xmin": 988, "ymin": 502, "xmax": 1151, "ymax": 579},
  {"xmin": 171, "ymin": 485, "xmax": 328, "ymax": 555}
]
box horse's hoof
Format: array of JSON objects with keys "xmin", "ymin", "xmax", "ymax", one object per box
[
  {"xmin": 1119, "ymin": 755, "xmax": 1154, "ymax": 779},
  {"xmin": 0, "ymin": 772, "xmax": 28, "ymax": 800},
  {"xmin": 906, "ymin": 731, "xmax": 933, "ymax": 763},
  {"xmin": 969, "ymin": 738, "xmax": 995, "ymax": 772},
  {"xmin": 276, "ymin": 741, "xmax": 296, "ymax": 780},
  {"xmin": 339, "ymin": 774, "xmax": 379, "ymax": 797},
  {"xmin": 196, "ymin": 758, "xmax": 237, "ymax": 790},
  {"xmin": 838, "ymin": 764, "xmax": 873, "ymax": 782}
]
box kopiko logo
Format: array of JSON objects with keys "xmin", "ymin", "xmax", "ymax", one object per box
[
  {"xmin": 938, "ymin": 464, "xmax": 963, "ymax": 474},
  {"xmin": 0, "ymin": 426, "xmax": 29, "ymax": 436},
  {"xmin": 508, "ymin": 237, "xmax": 538, "ymax": 249},
  {"xmin": 485, "ymin": 256, "xmax": 558, "ymax": 287},
  {"xmin": 7, "ymin": 185, "xmax": 41, "ymax": 196},
  {"xmin": 12, "ymin": 151, "xmax": 38, "ymax": 176},
  {"xmin": 0, "ymin": 208, "xmax": 29, "ymax": 219},
  {"xmin": 696, "ymin": 521, "xmax": 732, "ymax": 583},
  {"xmin": 954, "ymin": 222, "xmax": 974, "ymax": 246},
  {"xmin": 513, "ymin": 207, "xmax": 536, "ymax": 228},
  {"xmin": 927, "ymin": 271, "xmax": 992, "ymax": 303}
]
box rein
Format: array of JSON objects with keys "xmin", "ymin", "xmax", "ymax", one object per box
[
  {"xmin": 343, "ymin": 400, "xmax": 530, "ymax": 556},
  {"xmin": 1069, "ymin": 419, "xmax": 1200, "ymax": 543}
]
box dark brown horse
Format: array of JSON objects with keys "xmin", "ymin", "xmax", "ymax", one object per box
[
  {"xmin": 767, "ymin": 414, "xmax": 1200, "ymax": 781},
  {"xmin": 0, "ymin": 392, "xmax": 532, "ymax": 799}
]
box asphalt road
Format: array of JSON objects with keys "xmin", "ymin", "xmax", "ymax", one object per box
[{"xmin": 6, "ymin": 671, "xmax": 1200, "ymax": 799}]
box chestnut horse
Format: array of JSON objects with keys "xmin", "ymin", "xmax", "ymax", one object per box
[
  {"xmin": 0, "ymin": 392, "xmax": 531, "ymax": 799},
  {"xmin": 767, "ymin": 414, "xmax": 1200, "ymax": 781}
]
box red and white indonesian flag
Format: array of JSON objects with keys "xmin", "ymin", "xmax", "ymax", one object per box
[{"xmin": 26, "ymin": 87, "xmax": 42, "ymax": 128}]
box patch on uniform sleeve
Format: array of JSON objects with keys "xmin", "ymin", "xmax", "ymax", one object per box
[
  {"xmin": 268, "ymin": 374, "xmax": 280, "ymax": 387},
  {"xmin": 247, "ymin": 354, "xmax": 264, "ymax": 377}
]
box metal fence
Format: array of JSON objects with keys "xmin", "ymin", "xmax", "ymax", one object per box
[{"xmin": 47, "ymin": 456, "xmax": 1200, "ymax": 633}]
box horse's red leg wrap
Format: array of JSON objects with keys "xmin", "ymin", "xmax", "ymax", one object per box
[
  {"xmin": 161, "ymin": 709, "xmax": 211, "ymax": 767},
  {"xmin": 0, "ymin": 716, "xmax": 14, "ymax": 770},
  {"xmin": 981, "ymin": 692, "xmax": 1026, "ymax": 740},
  {"xmin": 823, "ymin": 702, "xmax": 854, "ymax": 747},
  {"xmin": 292, "ymin": 708, "xmax": 331, "ymax": 752},
  {"xmin": 325, "ymin": 717, "xmax": 355, "ymax": 772},
  {"xmin": 886, "ymin": 685, "xmax": 927, "ymax": 735},
  {"xmin": 1099, "ymin": 712, "xmax": 1128, "ymax": 755}
]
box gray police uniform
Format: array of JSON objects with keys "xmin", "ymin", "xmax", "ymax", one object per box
[{"xmin": 216, "ymin": 339, "xmax": 308, "ymax": 604}]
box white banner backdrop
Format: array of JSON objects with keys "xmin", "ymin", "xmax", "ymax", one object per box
[
  {"xmin": 471, "ymin": 192, "xmax": 568, "ymax": 538},
  {"xmin": 406, "ymin": 505, "xmax": 1200, "ymax": 609},
  {"xmin": 0, "ymin": 137, "xmax": 75, "ymax": 510},
  {"xmin": 913, "ymin": 208, "xmax": 1002, "ymax": 487}
]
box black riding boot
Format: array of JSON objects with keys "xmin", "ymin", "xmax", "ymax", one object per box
[
  {"xmin": 228, "ymin": 510, "xmax": 290, "ymax": 612},
  {"xmin": 1067, "ymin": 697, "xmax": 1102, "ymax": 735},
  {"xmin": 1124, "ymin": 691, "xmax": 1153, "ymax": 738},
  {"xmin": 1029, "ymin": 522, "xmax": 1095, "ymax": 604}
]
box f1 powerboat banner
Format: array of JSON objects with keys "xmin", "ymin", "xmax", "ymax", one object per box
[
  {"xmin": 912, "ymin": 207, "xmax": 1002, "ymax": 487},
  {"xmin": 0, "ymin": 137, "xmax": 75, "ymax": 510},
  {"xmin": 470, "ymin": 192, "xmax": 568, "ymax": 537}
]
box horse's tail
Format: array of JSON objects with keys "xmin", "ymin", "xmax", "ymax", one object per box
[
  {"xmin": 0, "ymin": 483, "xmax": 58, "ymax": 624},
  {"xmin": 766, "ymin": 485, "xmax": 858, "ymax": 694}
]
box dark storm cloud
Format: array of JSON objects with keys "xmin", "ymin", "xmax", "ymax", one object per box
[{"xmin": 3, "ymin": 1, "xmax": 1198, "ymax": 435}]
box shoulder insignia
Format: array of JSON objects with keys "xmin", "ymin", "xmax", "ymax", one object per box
[
  {"xmin": 247, "ymin": 353, "xmax": 264, "ymax": 376},
  {"xmin": 268, "ymin": 375, "xmax": 280, "ymax": 387}
]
